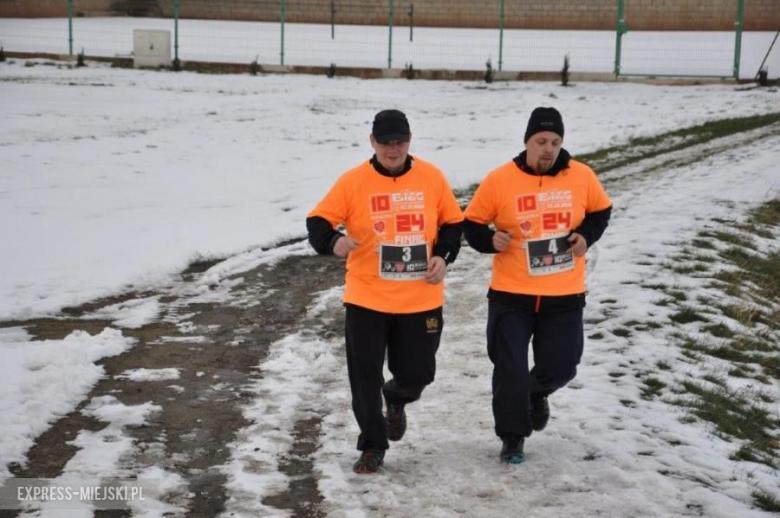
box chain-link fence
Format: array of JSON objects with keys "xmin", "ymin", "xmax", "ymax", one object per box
[
  {"xmin": 616, "ymin": 0, "xmax": 777, "ymax": 79},
  {"xmin": 0, "ymin": 0, "xmax": 777, "ymax": 80},
  {"xmin": 744, "ymin": 0, "xmax": 780, "ymax": 81}
]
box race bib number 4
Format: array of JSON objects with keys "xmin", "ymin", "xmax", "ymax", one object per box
[
  {"xmin": 526, "ymin": 235, "xmax": 574, "ymax": 276},
  {"xmin": 379, "ymin": 243, "xmax": 428, "ymax": 281}
]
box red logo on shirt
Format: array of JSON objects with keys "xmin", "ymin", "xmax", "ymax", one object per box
[
  {"xmin": 518, "ymin": 220, "xmax": 533, "ymax": 237},
  {"xmin": 516, "ymin": 194, "xmax": 537, "ymax": 213},
  {"xmin": 542, "ymin": 212, "xmax": 572, "ymax": 230},
  {"xmin": 370, "ymin": 194, "xmax": 391, "ymax": 213},
  {"xmin": 396, "ymin": 213, "xmax": 425, "ymax": 233},
  {"xmin": 374, "ymin": 221, "xmax": 386, "ymax": 233}
]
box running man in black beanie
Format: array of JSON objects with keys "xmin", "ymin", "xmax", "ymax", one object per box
[{"xmin": 463, "ymin": 106, "xmax": 612, "ymax": 463}]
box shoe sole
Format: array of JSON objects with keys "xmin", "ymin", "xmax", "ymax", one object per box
[
  {"xmin": 500, "ymin": 454, "xmax": 526, "ymax": 464},
  {"xmin": 353, "ymin": 460, "xmax": 383, "ymax": 474},
  {"xmin": 386, "ymin": 410, "xmax": 406, "ymax": 441},
  {"xmin": 353, "ymin": 466, "xmax": 382, "ymax": 474},
  {"xmin": 387, "ymin": 428, "xmax": 405, "ymax": 441}
]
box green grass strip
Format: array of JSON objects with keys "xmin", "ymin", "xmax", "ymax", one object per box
[
  {"xmin": 455, "ymin": 113, "xmax": 780, "ymax": 199},
  {"xmin": 579, "ymin": 112, "xmax": 780, "ymax": 173}
]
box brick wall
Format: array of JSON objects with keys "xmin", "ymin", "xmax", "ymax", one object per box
[{"xmin": 2, "ymin": 0, "xmax": 778, "ymax": 31}]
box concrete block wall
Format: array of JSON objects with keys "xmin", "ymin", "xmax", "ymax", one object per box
[
  {"xmin": 0, "ymin": 1, "xmax": 124, "ymax": 17},
  {"xmin": 1, "ymin": 0, "xmax": 778, "ymax": 31},
  {"xmin": 743, "ymin": 0, "xmax": 780, "ymax": 31},
  {"xmin": 624, "ymin": 0, "xmax": 744, "ymax": 31},
  {"xmin": 0, "ymin": 0, "xmax": 68, "ymax": 17}
]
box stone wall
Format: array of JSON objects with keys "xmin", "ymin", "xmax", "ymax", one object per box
[{"xmin": 1, "ymin": 0, "xmax": 778, "ymax": 31}]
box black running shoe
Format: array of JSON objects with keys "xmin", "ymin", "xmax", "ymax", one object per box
[
  {"xmin": 353, "ymin": 448, "xmax": 385, "ymax": 474},
  {"xmin": 386, "ymin": 403, "xmax": 407, "ymax": 441},
  {"xmin": 531, "ymin": 395, "xmax": 550, "ymax": 431},
  {"xmin": 499, "ymin": 436, "xmax": 525, "ymax": 464}
]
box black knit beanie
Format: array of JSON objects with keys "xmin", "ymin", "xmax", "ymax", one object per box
[{"xmin": 524, "ymin": 107, "xmax": 564, "ymax": 142}]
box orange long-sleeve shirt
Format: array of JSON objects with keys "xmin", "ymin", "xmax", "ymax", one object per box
[
  {"xmin": 465, "ymin": 159, "xmax": 611, "ymax": 296},
  {"xmin": 309, "ymin": 157, "xmax": 464, "ymax": 313}
]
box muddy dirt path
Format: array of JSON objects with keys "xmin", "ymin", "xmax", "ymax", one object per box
[
  {"xmin": 0, "ymin": 247, "xmax": 345, "ymax": 517},
  {"xmin": 4, "ymin": 114, "xmax": 779, "ymax": 517}
]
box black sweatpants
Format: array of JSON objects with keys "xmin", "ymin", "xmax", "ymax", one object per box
[
  {"xmin": 344, "ymin": 303, "xmax": 443, "ymax": 451},
  {"xmin": 487, "ymin": 298, "xmax": 584, "ymax": 439}
]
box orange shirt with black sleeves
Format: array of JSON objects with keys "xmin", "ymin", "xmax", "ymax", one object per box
[
  {"xmin": 308, "ymin": 157, "xmax": 464, "ymax": 314},
  {"xmin": 465, "ymin": 159, "xmax": 611, "ymax": 296}
]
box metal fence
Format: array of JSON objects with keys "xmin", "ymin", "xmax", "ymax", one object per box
[{"xmin": 0, "ymin": 0, "xmax": 777, "ymax": 80}]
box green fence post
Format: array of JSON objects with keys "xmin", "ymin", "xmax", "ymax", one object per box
[
  {"xmin": 388, "ymin": 0, "xmax": 395, "ymax": 69},
  {"xmin": 614, "ymin": 0, "xmax": 627, "ymax": 76},
  {"xmin": 331, "ymin": 0, "xmax": 336, "ymax": 40},
  {"xmin": 734, "ymin": 0, "xmax": 745, "ymax": 79},
  {"xmin": 498, "ymin": 0, "xmax": 505, "ymax": 72},
  {"xmin": 67, "ymin": 0, "xmax": 73, "ymax": 55},
  {"xmin": 280, "ymin": 0, "xmax": 286, "ymax": 65},
  {"xmin": 174, "ymin": 0, "xmax": 180, "ymax": 65}
]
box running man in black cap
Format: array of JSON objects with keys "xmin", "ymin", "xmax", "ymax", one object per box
[
  {"xmin": 463, "ymin": 107, "xmax": 612, "ymax": 463},
  {"xmin": 307, "ymin": 109, "xmax": 464, "ymax": 473}
]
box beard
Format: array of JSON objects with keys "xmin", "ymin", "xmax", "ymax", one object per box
[{"xmin": 536, "ymin": 158, "xmax": 553, "ymax": 173}]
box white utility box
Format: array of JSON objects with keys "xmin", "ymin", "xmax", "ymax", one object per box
[{"xmin": 133, "ymin": 29, "xmax": 172, "ymax": 68}]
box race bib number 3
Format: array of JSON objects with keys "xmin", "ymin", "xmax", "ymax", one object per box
[
  {"xmin": 379, "ymin": 243, "xmax": 428, "ymax": 281},
  {"xmin": 526, "ymin": 235, "xmax": 574, "ymax": 276}
]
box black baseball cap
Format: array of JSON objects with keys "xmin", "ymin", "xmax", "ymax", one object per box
[{"xmin": 372, "ymin": 109, "xmax": 411, "ymax": 143}]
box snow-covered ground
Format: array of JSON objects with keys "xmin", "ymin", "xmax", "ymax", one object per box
[
  {"xmin": 2, "ymin": 61, "xmax": 779, "ymax": 322},
  {"xmin": 0, "ymin": 60, "xmax": 778, "ymax": 515},
  {"xmin": 1, "ymin": 17, "xmax": 778, "ymax": 78},
  {"xmin": 222, "ymin": 127, "xmax": 780, "ymax": 517}
]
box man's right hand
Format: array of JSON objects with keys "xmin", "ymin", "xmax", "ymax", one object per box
[
  {"xmin": 333, "ymin": 236, "xmax": 360, "ymax": 258},
  {"xmin": 492, "ymin": 230, "xmax": 514, "ymax": 252}
]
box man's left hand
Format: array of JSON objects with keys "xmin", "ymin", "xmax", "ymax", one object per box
[
  {"xmin": 425, "ymin": 256, "xmax": 447, "ymax": 285},
  {"xmin": 567, "ymin": 232, "xmax": 587, "ymax": 257}
]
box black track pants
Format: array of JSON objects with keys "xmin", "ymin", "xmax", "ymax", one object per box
[
  {"xmin": 344, "ymin": 304, "xmax": 443, "ymax": 451},
  {"xmin": 487, "ymin": 298, "xmax": 584, "ymax": 439}
]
